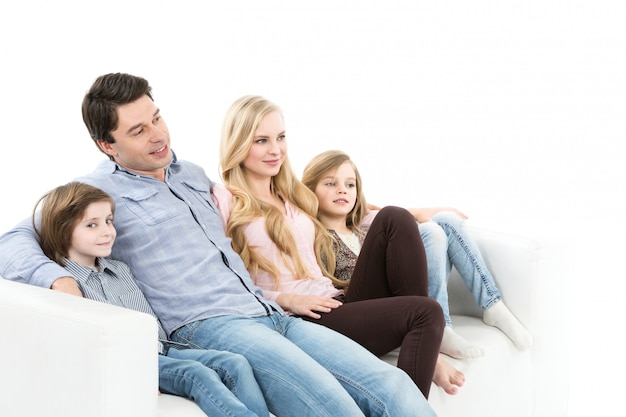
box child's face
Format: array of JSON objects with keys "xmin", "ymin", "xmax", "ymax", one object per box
[
  {"xmin": 68, "ymin": 201, "xmax": 116, "ymax": 268},
  {"xmin": 314, "ymin": 161, "xmax": 358, "ymax": 220}
]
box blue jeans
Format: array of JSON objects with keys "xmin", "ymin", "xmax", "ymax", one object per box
[
  {"xmin": 171, "ymin": 311, "xmax": 436, "ymax": 417},
  {"xmin": 420, "ymin": 211, "xmax": 502, "ymax": 326},
  {"xmin": 159, "ymin": 347, "xmax": 270, "ymax": 417}
]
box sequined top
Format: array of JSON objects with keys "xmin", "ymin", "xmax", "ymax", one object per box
[{"xmin": 329, "ymin": 228, "xmax": 367, "ymax": 285}]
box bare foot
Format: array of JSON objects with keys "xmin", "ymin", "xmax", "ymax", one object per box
[{"xmin": 433, "ymin": 355, "xmax": 465, "ymax": 395}]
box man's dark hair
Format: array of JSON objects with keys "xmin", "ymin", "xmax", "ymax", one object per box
[{"xmin": 81, "ymin": 73, "xmax": 153, "ymax": 159}]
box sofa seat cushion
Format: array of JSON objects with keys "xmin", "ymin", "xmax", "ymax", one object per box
[
  {"xmin": 382, "ymin": 315, "xmax": 534, "ymax": 417},
  {"xmin": 158, "ymin": 394, "xmax": 208, "ymax": 417},
  {"xmin": 158, "ymin": 392, "xmax": 279, "ymax": 417}
]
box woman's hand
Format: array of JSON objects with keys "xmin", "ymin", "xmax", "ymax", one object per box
[
  {"xmin": 408, "ymin": 207, "xmax": 468, "ymax": 223},
  {"xmin": 277, "ymin": 293, "xmax": 342, "ymax": 319}
]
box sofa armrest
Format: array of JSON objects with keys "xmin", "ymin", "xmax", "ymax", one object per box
[
  {"xmin": 448, "ymin": 225, "xmax": 568, "ymax": 329},
  {"xmin": 447, "ymin": 225, "xmax": 571, "ymax": 417},
  {"xmin": 0, "ymin": 278, "xmax": 159, "ymax": 417}
]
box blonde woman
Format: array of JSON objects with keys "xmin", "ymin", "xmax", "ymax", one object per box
[{"xmin": 214, "ymin": 95, "xmax": 459, "ymax": 398}]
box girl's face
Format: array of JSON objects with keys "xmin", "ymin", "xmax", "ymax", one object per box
[
  {"xmin": 242, "ymin": 111, "xmax": 287, "ymax": 181},
  {"xmin": 314, "ymin": 161, "xmax": 358, "ymax": 220},
  {"xmin": 68, "ymin": 201, "xmax": 116, "ymax": 268}
]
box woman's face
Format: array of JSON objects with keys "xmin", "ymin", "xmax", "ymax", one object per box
[{"xmin": 242, "ymin": 111, "xmax": 287, "ymax": 181}]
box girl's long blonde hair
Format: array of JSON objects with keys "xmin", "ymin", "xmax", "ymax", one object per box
[
  {"xmin": 302, "ymin": 150, "xmax": 369, "ymax": 232},
  {"xmin": 219, "ymin": 95, "xmax": 343, "ymax": 288}
]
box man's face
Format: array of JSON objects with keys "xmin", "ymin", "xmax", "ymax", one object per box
[{"xmin": 98, "ymin": 95, "xmax": 172, "ymax": 180}]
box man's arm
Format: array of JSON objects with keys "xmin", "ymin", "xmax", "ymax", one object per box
[{"xmin": 0, "ymin": 216, "xmax": 74, "ymax": 289}]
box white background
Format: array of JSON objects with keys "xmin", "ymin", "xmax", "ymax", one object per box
[{"xmin": 1, "ymin": 1, "xmax": 624, "ymax": 415}]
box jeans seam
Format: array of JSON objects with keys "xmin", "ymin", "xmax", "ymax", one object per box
[
  {"xmin": 440, "ymin": 219, "xmax": 501, "ymax": 309},
  {"xmin": 330, "ymin": 372, "xmax": 390, "ymax": 417},
  {"xmin": 160, "ymin": 367, "xmax": 238, "ymax": 417}
]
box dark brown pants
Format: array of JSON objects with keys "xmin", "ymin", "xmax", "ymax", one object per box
[{"xmin": 303, "ymin": 206, "xmax": 444, "ymax": 398}]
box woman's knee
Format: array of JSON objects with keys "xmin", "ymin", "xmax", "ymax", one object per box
[
  {"xmin": 419, "ymin": 221, "xmax": 448, "ymax": 250},
  {"xmin": 431, "ymin": 211, "xmax": 464, "ymax": 228}
]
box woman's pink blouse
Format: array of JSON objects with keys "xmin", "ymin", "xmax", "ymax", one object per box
[{"xmin": 211, "ymin": 184, "xmax": 342, "ymax": 305}]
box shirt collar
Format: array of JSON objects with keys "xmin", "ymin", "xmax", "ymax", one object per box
[
  {"xmin": 63, "ymin": 257, "xmax": 119, "ymax": 284},
  {"xmin": 98, "ymin": 150, "xmax": 178, "ymax": 176}
]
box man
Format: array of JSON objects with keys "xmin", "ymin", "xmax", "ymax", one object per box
[{"xmin": 0, "ymin": 73, "xmax": 436, "ymax": 417}]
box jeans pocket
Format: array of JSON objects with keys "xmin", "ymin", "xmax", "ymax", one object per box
[{"xmin": 171, "ymin": 320, "xmax": 200, "ymax": 345}]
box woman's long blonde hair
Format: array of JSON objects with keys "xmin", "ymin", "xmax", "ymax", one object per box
[
  {"xmin": 219, "ymin": 95, "xmax": 343, "ymax": 288},
  {"xmin": 302, "ymin": 150, "xmax": 368, "ymax": 231}
]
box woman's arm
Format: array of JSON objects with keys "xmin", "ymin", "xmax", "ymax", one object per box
[
  {"xmin": 407, "ymin": 207, "xmax": 468, "ymax": 223},
  {"xmin": 367, "ymin": 204, "xmax": 467, "ymax": 224}
]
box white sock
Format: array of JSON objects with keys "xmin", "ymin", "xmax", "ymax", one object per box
[
  {"xmin": 483, "ymin": 300, "xmax": 533, "ymax": 349},
  {"xmin": 440, "ymin": 326, "xmax": 484, "ymax": 359}
]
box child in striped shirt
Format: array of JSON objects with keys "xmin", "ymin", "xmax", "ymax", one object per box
[{"xmin": 32, "ymin": 181, "xmax": 269, "ymax": 417}]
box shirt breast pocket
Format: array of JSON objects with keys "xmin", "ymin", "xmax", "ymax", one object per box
[
  {"xmin": 118, "ymin": 289, "xmax": 153, "ymax": 315},
  {"xmin": 120, "ymin": 188, "xmax": 183, "ymax": 226},
  {"xmin": 181, "ymin": 180, "xmax": 218, "ymax": 214}
]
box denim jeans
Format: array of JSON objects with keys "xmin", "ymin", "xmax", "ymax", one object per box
[
  {"xmin": 159, "ymin": 348, "xmax": 270, "ymax": 417},
  {"xmin": 420, "ymin": 211, "xmax": 502, "ymax": 326},
  {"xmin": 171, "ymin": 311, "xmax": 436, "ymax": 417}
]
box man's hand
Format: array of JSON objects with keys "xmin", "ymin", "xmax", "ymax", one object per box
[
  {"xmin": 277, "ymin": 293, "xmax": 342, "ymax": 319},
  {"xmin": 50, "ymin": 277, "xmax": 83, "ymax": 297}
]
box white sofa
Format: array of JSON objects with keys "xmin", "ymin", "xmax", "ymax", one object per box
[{"xmin": 0, "ymin": 225, "xmax": 569, "ymax": 417}]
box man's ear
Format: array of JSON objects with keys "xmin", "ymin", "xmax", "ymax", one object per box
[{"xmin": 97, "ymin": 140, "xmax": 116, "ymax": 157}]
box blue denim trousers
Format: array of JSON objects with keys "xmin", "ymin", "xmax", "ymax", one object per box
[
  {"xmin": 159, "ymin": 347, "xmax": 270, "ymax": 417},
  {"xmin": 171, "ymin": 311, "xmax": 436, "ymax": 417},
  {"xmin": 420, "ymin": 211, "xmax": 502, "ymax": 326}
]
